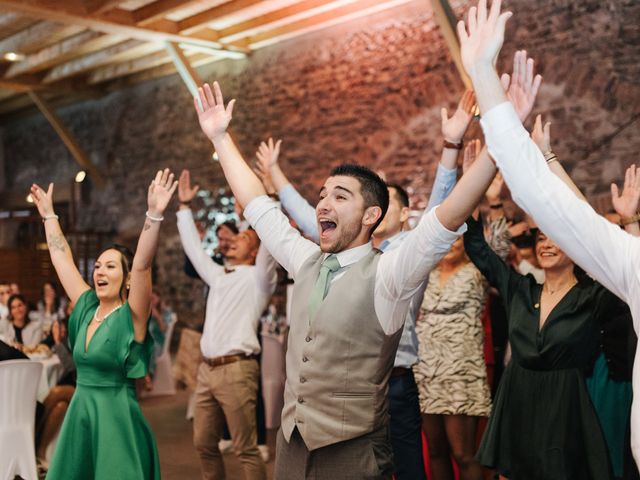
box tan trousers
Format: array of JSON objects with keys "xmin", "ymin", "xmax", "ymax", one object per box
[{"xmin": 193, "ymin": 358, "xmax": 266, "ymax": 480}]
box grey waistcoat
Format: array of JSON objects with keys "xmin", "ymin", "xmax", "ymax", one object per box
[{"xmin": 282, "ymin": 249, "xmax": 403, "ymax": 450}]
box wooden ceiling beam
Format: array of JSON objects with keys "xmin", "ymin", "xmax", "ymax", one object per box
[
  {"xmin": 87, "ymin": 49, "xmax": 175, "ymax": 84},
  {"xmin": 42, "ymin": 39, "xmax": 163, "ymax": 84},
  {"xmin": 0, "ymin": 75, "xmax": 45, "ymax": 92},
  {"xmin": 0, "ymin": 0, "xmax": 249, "ymax": 54},
  {"xmin": 242, "ymin": 0, "xmax": 414, "ymax": 49},
  {"xmin": 133, "ymin": 0, "xmax": 204, "ymax": 26},
  {"xmin": 81, "ymin": 0, "xmax": 128, "ymax": 15},
  {"xmin": 4, "ymin": 31, "xmax": 124, "ymax": 78},
  {"xmin": 0, "ymin": 11, "xmax": 30, "ymax": 31},
  {"xmin": 216, "ymin": 0, "xmax": 344, "ymax": 42},
  {"xmin": 0, "ymin": 21, "xmax": 84, "ymax": 55},
  {"xmin": 28, "ymin": 90, "xmax": 106, "ymax": 188},
  {"xmin": 177, "ymin": 0, "xmax": 266, "ymax": 35},
  {"xmin": 431, "ymin": 0, "xmax": 470, "ymax": 88}
]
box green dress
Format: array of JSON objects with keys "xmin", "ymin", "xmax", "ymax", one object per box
[
  {"xmin": 46, "ymin": 289, "xmax": 161, "ymax": 480},
  {"xmin": 463, "ymin": 216, "xmax": 613, "ymax": 480}
]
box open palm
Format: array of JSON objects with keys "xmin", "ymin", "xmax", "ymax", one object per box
[
  {"xmin": 194, "ymin": 82, "xmax": 236, "ymax": 142},
  {"xmin": 612, "ymin": 165, "xmax": 640, "ymax": 219},
  {"xmin": 148, "ymin": 169, "xmax": 178, "ymax": 215}
]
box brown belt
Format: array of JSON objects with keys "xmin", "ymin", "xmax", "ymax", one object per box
[
  {"xmin": 390, "ymin": 367, "xmax": 412, "ymax": 377},
  {"xmin": 203, "ymin": 354, "xmax": 257, "ymax": 368}
]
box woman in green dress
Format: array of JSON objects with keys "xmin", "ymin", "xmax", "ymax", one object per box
[
  {"xmin": 30, "ymin": 168, "xmax": 177, "ymax": 480},
  {"xmin": 464, "ymin": 214, "xmax": 614, "ymax": 480}
]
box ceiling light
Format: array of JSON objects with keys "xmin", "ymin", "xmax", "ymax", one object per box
[
  {"xmin": 4, "ymin": 52, "xmax": 24, "ymax": 62},
  {"xmin": 26, "ymin": 194, "xmax": 34, "ymax": 203},
  {"xmin": 75, "ymin": 170, "xmax": 86, "ymax": 183},
  {"xmin": 212, "ymin": 152, "xmax": 219, "ymax": 162}
]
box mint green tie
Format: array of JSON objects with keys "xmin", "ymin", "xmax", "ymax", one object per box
[{"xmin": 308, "ymin": 254, "xmax": 341, "ymax": 318}]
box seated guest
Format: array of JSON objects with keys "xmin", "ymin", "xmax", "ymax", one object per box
[
  {"xmin": 0, "ymin": 280, "xmax": 10, "ymax": 321},
  {"xmin": 2, "ymin": 294, "xmax": 43, "ymax": 349},
  {"xmin": 35, "ymin": 281, "xmax": 67, "ymax": 335}
]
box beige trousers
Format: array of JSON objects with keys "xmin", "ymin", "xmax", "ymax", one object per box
[{"xmin": 193, "ymin": 358, "xmax": 266, "ymax": 480}]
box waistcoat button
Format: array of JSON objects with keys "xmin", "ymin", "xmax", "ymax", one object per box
[
  {"xmin": 302, "ymin": 356, "xmax": 309, "ymax": 362},
  {"xmin": 300, "ymin": 376, "xmax": 306, "ymax": 383},
  {"xmin": 298, "ymin": 396, "xmax": 304, "ymax": 403},
  {"xmin": 305, "ymin": 336, "xmax": 312, "ymax": 342}
]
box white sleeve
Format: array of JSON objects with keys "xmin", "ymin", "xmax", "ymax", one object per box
[
  {"xmin": 244, "ymin": 195, "xmax": 320, "ymax": 279},
  {"xmin": 176, "ymin": 209, "xmax": 224, "ymax": 286},
  {"xmin": 278, "ymin": 184, "xmax": 320, "ymax": 243},
  {"xmin": 254, "ymin": 243, "xmax": 278, "ymax": 296},
  {"xmin": 482, "ymin": 102, "xmax": 640, "ymax": 327},
  {"xmin": 375, "ymin": 207, "xmax": 465, "ymax": 334}
]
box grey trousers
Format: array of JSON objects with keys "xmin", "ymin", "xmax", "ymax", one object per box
[{"xmin": 274, "ymin": 426, "xmax": 393, "ymax": 480}]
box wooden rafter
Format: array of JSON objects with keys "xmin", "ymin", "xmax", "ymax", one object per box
[
  {"xmin": 0, "ymin": 21, "xmax": 84, "ymax": 55},
  {"xmin": 243, "ymin": 0, "xmax": 415, "ymax": 49},
  {"xmin": 4, "ymin": 31, "xmax": 124, "ymax": 78},
  {"xmin": 28, "ymin": 90, "xmax": 106, "ymax": 188},
  {"xmin": 132, "ymin": 0, "xmax": 205, "ymax": 26},
  {"xmin": 164, "ymin": 42, "xmax": 201, "ymax": 97},
  {"xmin": 177, "ymin": 0, "xmax": 266, "ymax": 35},
  {"xmin": 43, "ymin": 39, "xmax": 162, "ymax": 84},
  {"xmin": 0, "ymin": 0, "xmax": 249, "ymax": 54},
  {"xmin": 81, "ymin": 0, "xmax": 127, "ymax": 15},
  {"xmin": 430, "ymin": 0, "xmax": 470, "ymax": 88},
  {"xmin": 216, "ymin": 0, "xmax": 349, "ymax": 42},
  {"xmin": 87, "ymin": 49, "xmax": 173, "ymax": 84}
]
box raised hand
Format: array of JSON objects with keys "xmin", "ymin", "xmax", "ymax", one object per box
[
  {"xmin": 147, "ymin": 168, "xmax": 178, "ymax": 216},
  {"xmin": 256, "ymin": 137, "xmax": 282, "ymax": 170},
  {"xmin": 500, "ymin": 50, "xmax": 542, "ymax": 122},
  {"xmin": 531, "ymin": 114, "xmax": 551, "ymax": 154},
  {"xmin": 441, "ymin": 90, "xmax": 476, "ymax": 143},
  {"xmin": 178, "ymin": 169, "xmax": 200, "ymax": 204},
  {"xmin": 486, "ymin": 171, "xmax": 504, "ymax": 203},
  {"xmin": 462, "ymin": 138, "xmax": 482, "ymax": 174},
  {"xmin": 457, "ymin": 0, "xmax": 512, "ymax": 75},
  {"xmin": 611, "ymin": 165, "xmax": 640, "ymax": 219},
  {"xmin": 30, "ymin": 183, "xmax": 55, "ymax": 218},
  {"xmin": 193, "ymin": 82, "xmax": 236, "ymax": 143}
]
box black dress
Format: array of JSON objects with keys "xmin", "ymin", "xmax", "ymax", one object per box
[{"xmin": 463, "ymin": 216, "xmax": 613, "ymax": 480}]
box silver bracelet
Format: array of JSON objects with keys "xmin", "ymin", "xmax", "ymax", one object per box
[
  {"xmin": 42, "ymin": 214, "xmax": 59, "ymax": 222},
  {"xmin": 145, "ymin": 211, "xmax": 164, "ymax": 222}
]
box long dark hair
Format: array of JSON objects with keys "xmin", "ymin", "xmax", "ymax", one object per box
[
  {"xmin": 41, "ymin": 280, "xmax": 61, "ymax": 312},
  {"xmin": 7, "ymin": 294, "xmax": 31, "ymax": 324},
  {"xmin": 102, "ymin": 243, "xmax": 134, "ymax": 301}
]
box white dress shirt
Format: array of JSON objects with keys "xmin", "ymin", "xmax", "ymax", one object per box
[
  {"xmin": 177, "ymin": 209, "xmax": 278, "ymax": 358},
  {"xmin": 244, "ymin": 196, "xmax": 464, "ymax": 335},
  {"xmin": 481, "ymin": 101, "xmax": 640, "ymax": 464}
]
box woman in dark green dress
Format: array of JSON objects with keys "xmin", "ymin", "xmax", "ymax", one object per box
[
  {"xmin": 30, "ymin": 169, "xmax": 178, "ymax": 479},
  {"xmin": 463, "ymin": 215, "xmax": 614, "ymax": 480}
]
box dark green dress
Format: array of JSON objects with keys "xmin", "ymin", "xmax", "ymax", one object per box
[
  {"xmin": 46, "ymin": 289, "xmax": 161, "ymax": 480},
  {"xmin": 463, "ymin": 216, "xmax": 613, "ymax": 480}
]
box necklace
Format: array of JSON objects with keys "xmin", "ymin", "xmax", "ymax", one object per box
[
  {"xmin": 93, "ymin": 303, "xmax": 122, "ymax": 324},
  {"xmin": 543, "ymin": 277, "xmax": 577, "ymax": 295}
]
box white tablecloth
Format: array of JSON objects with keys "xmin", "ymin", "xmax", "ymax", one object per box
[{"xmin": 28, "ymin": 354, "xmax": 64, "ymax": 402}]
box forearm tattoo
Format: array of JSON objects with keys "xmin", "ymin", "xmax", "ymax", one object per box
[{"xmin": 48, "ymin": 233, "xmax": 67, "ymax": 253}]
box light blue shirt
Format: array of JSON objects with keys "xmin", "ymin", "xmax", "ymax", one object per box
[{"xmin": 276, "ymin": 162, "xmax": 458, "ymax": 367}]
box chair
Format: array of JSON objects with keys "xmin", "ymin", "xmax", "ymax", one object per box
[
  {"xmin": 142, "ymin": 313, "xmax": 178, "ymax": 397},
  {"xmin": 0, "ymin": 359, "xmax": 43, "ymax": 480}
]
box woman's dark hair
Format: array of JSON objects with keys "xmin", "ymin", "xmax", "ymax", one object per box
[
  {"xmin": 7, "ymin": 294, "xmax": 31, "ymax": 323},
  {"xmin": 41, "ymin": 280, "xmax": 61, "ymax": 311},
  {"xmin": 103, "ymin": 243, "xmax": 134, "ymax": 301}
]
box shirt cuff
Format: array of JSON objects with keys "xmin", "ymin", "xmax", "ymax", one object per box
[
  {"xmin": 429, "ymin": 205, "xmax": 467, "ymax": 240},
  {"xmin": 244, "ymin": 195, "xmax": 279, "ymax": 226},
  {"xmin": 480, "ymin": 101, "xmax": 525, "ymax": 138}
]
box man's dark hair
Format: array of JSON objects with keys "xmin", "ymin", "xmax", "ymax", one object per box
[
  {"xmin": 329, "ymin": 164, "xmax": 389, "ymax": 234},
  {"xmin": 386, "ymin": 183, "xmax": 410, "ymax": 208},
  {"xmin": 0, "ymin": 280, "xmax": 9, "ymax": 286},
  {"xmin": 216, "ymin": 221, "xmax": 239, "ymax": 236}
]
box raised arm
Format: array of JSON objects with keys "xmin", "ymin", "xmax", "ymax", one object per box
[
  {"xmin": 194, "ymin": 82, "xmax": 265, "ymax": 208},
  {"xmin": 194, "ymin": 82, "xmax": 319, "ymax": 275},
  {"xmin": 254, "ymin": 243, "xmax": 278, "ymax": 296},
  {"xmin": 612, "ymin": 165, "xmax": 640, "ymax": 237},
  {"xmin": 427, "ymin": 90, "xmax": 476, "ymax": 210},
  {"xmin": 255, "ymin": 138, "xmax": 319, "ymax": 241},
  {"xmin": 128, "ymin": 169, "xmax": 177, "ymax": 342},
  {"xmin": 177, "ymin": 169, "xmax": 224, "ymax": 284},
  {"xmin": 30, "ymin": 183, "xmax": 90, "ymax": 305}
]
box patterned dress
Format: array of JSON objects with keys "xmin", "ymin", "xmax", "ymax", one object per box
[{"xmin": 414, "ymin": 217, "xmax": 509, "ymax": 417}]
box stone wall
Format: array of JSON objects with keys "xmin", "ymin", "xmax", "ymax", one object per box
[{"xmin": 2, "ymin": 0, "xmax": 639, "ymax": 325}]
